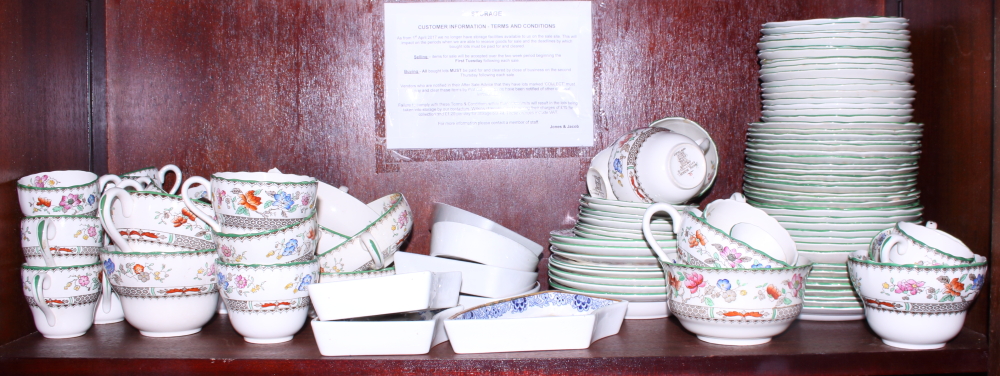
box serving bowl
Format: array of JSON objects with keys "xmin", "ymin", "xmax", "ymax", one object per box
[
  {"xmin": 394, "ymin": 252, "xmax": 537, "ymax": 298},
  {"xmin": 430, "ymin": 221, "xmax": 539, "ymax": 272},
  {"xmin": 309, "ymin": 271, "xmax": 461, "ymax": 321},
  {"xmin": 311, "ymin": 306, "xmax": 465, "ymax": 356}
]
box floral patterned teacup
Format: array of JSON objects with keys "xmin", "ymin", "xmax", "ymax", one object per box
[
  {"xmin": 181, "ymin": 171, "xmax": 318, "ymax": 234},
  {"xmin": 215, "ymin": 211, "xmax": 318, "ymax": 265},
  {"xmin": 100, "ymin": 187, "xmax": 215, "ymax": 253},
  {"xmin": 607, "ymin": 126, "xmax": 711, "ymax": 204},
  {"xmin": 663, "ymin": 260, "xmax": 812, "ymax": 346},
  {"xmin": 869, "ymin": 221, "xmax": 975, "ymax": 266},
  {"xmin": 21, "ymin": 215, "xmax": 103, "ymax": 267},
  {"xmin": 119, "ymin": 164, "xmax": 183, "ymax": 194},
  {"xmin": 18, "ymin": 170, "xmax": 100, "ymax": 217},
  {"xmin": 216, "ymin": 258, "xmax": 319, "ymax": 344},
  {"xmin": 848, "ymin": 253, "xmax": 987, "ymax": 349},
  {"xmin": 316, "ymin": 193, "xmax": 412, "ymax": 273},
  {"xmin": 102, "ymin": 247, "xmax": 218, "ymax": 337},
  {"xmin": 21, "ymin": 261, "xmax": 103, "ymax": 338}
]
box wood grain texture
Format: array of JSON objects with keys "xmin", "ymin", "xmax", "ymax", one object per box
[
  {"xmin": 905, "ymin": 0, "xmax": 994, "ymax": 335},
  {"xmin": 0, "ymin": 0, "xmax": 92, "ymax": 346},
  {"xmin": 0, "ymin": 315, "xmax": 987, "ymax": 375}
]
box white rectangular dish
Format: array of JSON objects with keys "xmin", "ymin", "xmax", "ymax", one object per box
[
  {"xmin": 311, "ymin": 305, "xmax": 464, "ymax": 356},
  {"xmin": 394, "ymin": 252, "xmax": 537, "ymax": 298},
  {"xmin": 444, "ymin": 291, "xmax": 628, "ymax": 354},
  {"xmin": 308, "ymin": 271, "xmax": 461, "ymax": 321}
]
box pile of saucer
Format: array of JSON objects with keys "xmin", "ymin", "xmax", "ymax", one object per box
[
  {"xmin": 547, "ymin": 195, "xmax": 694, "ymax": 319},
  {"xmin": 747, "ymin": 17, "xmax": 923, "ymax": 320}
]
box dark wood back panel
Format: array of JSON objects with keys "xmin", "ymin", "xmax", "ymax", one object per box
[{"xmin": 0, "ymin": 0, "xmax": 92, "ymax": 345}]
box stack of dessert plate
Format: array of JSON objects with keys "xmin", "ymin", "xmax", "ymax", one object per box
[
  {"xmin": 547, "ymin": 195, "xmax": 693, "ymax": 319},
  {"xmin": 747, "ymin": 17, "xmax": 923, "ymax": 321}
]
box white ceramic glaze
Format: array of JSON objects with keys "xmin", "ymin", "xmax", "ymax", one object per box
[
  {"xmin": 119, "ymin": 165, "xmax": 183, "ymax": 194},
  {"xmin": 20, "ymin": 215, "xmax": 102, "ymax": 267},
  {"xmin": 444, "ymin": 291, "xmax": 628, "ymax": 354},
  {"xmin": 18, "ymin": 171, "xmax": 100, "ymax": 217},
  {"xmin": 100, "ymin": 188, "xmax": 215, "ymax": 253},
  {"xmin": 319, "ymin": 266, "xmax": 396, "ymax": 283},
  {"xmin": 649, "ymin": 117, "xmax": 720, "ymax": 198},
  {"xmin": 315, "ymin": 180, "xmax": 379, "ymax": 237},
  {"xmin": 103, "ymin": 248, "xmax": 218, "ymax": 337},
  {"xmin": 870, "ymin": 221, "xmax": 975, "ymax": 266},
  {"xmin": 181, "ymin": 171, "xmax": 318, "ymax": 233},
  {"xmin": 215, "ymin": 211, "xmax": 318, "ymax": 265},
  {"xmin": 20, "ymin": 262, "xmax": 102, "ymax": 338},
  {"xmin": 703, "ymin": 193, "xmax": 797, "ymax": 264},
  {"xmin": 607, "ymin": 126, "xmax": 710, "ymax": 204},
  {"xmin": 317, "ymin": 193, "xmax": 412, "ymax": 272},
  {"xmin": 430, "ymin": 222, "xmax": 539, "ymax": 272},
  {"xmin": 216, "ymin": 258, "xmax": 319, "ymax": 344},
  {"xmin": 394, "ymin": 252, "xmax": 537, "ymax": 298},
  {"xmin": 586, "ymin": 147, "xmax": 617, "ymax": 200},
  {"xmin": 457, "ymin": 282, "xmax": 541, "ymax": 307},
  {"xmin": 309, "ymin": 271, "xmax": 461, "ymax": 321},
  {"xmin": 312, "ymin": 305, "xmax": 465, "ymax": 356},
  {"xmin": 432, "ymin": 203, "xmax": 542, "ymax": 256}
]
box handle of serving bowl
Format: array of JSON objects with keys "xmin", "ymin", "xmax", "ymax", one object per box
[
  {"xmin": 181, "ymin": 176, "xmax": 221, "ymax": 233},
  {"xmin": 100, "ymin": 188, "xmax": 136, "ymax": 254},
  {"xmin": 641, "ymin": 203, "xmax": 683, "ymax": 262},
  {"xmin": 36, "ymin": 219, "xmax": 57, "ymax": 267},
  {"xmin": 32, "ymin": 272, "xmax": 55, "ymax": 327},
  {"xmin": 157, "ymin": 164, "xmax": 182, "ymax": 195},
  {"xmin": 358, "ymin": 231, "xmax": 385, "ymax": 270}
]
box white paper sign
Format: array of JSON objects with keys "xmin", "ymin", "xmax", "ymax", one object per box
[{"xmin": 384, "ymin": 1, "xmax": 594, "ymax": 149}]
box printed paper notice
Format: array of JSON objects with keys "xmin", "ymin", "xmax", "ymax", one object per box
[{"xmin": 384, "ymin": 1, "xmax": 593, "ymax": 149}]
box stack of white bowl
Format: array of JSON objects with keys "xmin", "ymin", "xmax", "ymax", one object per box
[
  {"xmin": 747, "ymin": 17, "xmax": 923, "ymax": 320},
  {"xmin": 394, "ymin": 203, "xmax": 541, "ymax": 307}
]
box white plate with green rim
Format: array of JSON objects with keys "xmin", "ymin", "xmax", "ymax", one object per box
[
  {"xmin": 760, "ymin": 115, "xmax": 913, "ymax": 123},
  {"xmin": 763, "ymin": 17, "xmax": 907, "ymax": 27},
  {"xmin": 580, "ymin": 195, "xmax": 655, "ymax": 209},
  {"xmin": 550, "ymin": 248, "xmax": 659, "ymax": 267},
  {"xmin": 550, "ymin": 241, "xmax": 664, "ymax": 258},
  {"xmin": 549, "ymin": 254, "xmax": 664, "ymax": 271},
  {"xmin": 748, "ymin": 133, "xmax": 921, "ymax": 142},
  {"xmin": 755, "ymin": 204, "xmax": 922, "ymax": 217},
  {"xmin": 762, "ymin": 107, "xmax": 913, "ymax": 116},
  {"xmin": 549, "ymin": 274, "xmax": 667, "ymax": 294},
  {"xmin": 745, "ymin": 160, "xmax": 918, "ymax": 171},
  {"xmin": 803, "ymin": 295, "xmax": 858, "ymax": 302},
  {"xmin": 577, "ymin": 216, "xmax": 674, "ymax": 232},
  {"xmin": 803, "ymin": 288, "xmax": 857, "ymax": 297},
  {"xmin": 809, "ymin": 270, "xmax": 849, "ymax": 278},
  {"xmin": 745, "ymin": 186, "xmax": 918, "ymax": 200},
  {"xmin": 574, "ymin": 226, "xmax": 675, "ymax": 242},
  {"xmin": 580, "ymin": 200, "xmax": 697, "ymax": 216},
  {"xmin": 801, "ymin": 306, "xmax": 863, "ymax": 314},
  {"xmin": 748, "ymin": 198, "xmax": 921, "ymax": 210},
  {"xmin": 548, "ymin": 280, "xmax": 669, "ymax": 302},
  {"xmin": 760, "ymin": 32, "xmax": 910, "ymax": 42},
  {"xmin": 761, "ymin": 69, "xmax": 913, "ymax": 82},
  {"xmin": 805, "ymin": 281, "xmax": 853, "ymax": 290},
  {"xmin": 549, "ymin": 267, "xmax": 665, "ymax": 287},
  {"xmin": 802, "ymin": 301, "xmax": 863, "ymax": 309},
  {"xmin": 761, "ymin": 77, "xmax": 907, "ymax": 87},
  {"xmin": 757, "ymin": 38, "xmax": 911, "ymax": 49},
  {"xmin": 760, "ymin": 62, "xmax": 912, "ymax": 73},
  {"xmin": 788, "ymin": 229, "xmax": 883, "ymax": 238},
  {"xmin": 746, "ymin": 181, "xmax": 915, "ymax": 194},
  {"xmin": 792, "ymin": 236, "xmax": 878, "ymax": 244},
  {"xmin": 812, "ymin": 262, "xmax": 848, "ymax": 269},
  {"xmin": 762, "ymin": 22, "xmax": 908, "ymax": 35},
  {"xmin": 763, "ymin": 90, "xmax": 917, "ymax": 99},
  {"xmin": 549, "ymin": 256, "xmax": 665, "ymax": 277},
  {"xmin": 579, "ymin": 207, "xmax": 674, "ymax": 221},
  {"xmin": 759, "ymin": 47, "xmax": 911, "ymax": 60},
  {"xmin": 763, "ymin": 101, "xmax": 912, "ymax": 109},
  {"xmin": 763, "ymin": 55, "xmax": 912, "ymax": 67},
  {"xmin": 748, "ymin": 126, "xmax": 923, "ymax": 133},
  {"xmin": 762, "ymin": 82, "xmax": 912, "ymax": 93},
  {"xmin": 749, "ymin": 121, "xmax": 921, "ymax": 129},
  {"xmin": 762, "ymin": 97, "xmax": 915, "ymax": 107},
  {"xmin": 806, "ymin": 276, "xmax": 850, "ymax": 283},
  {"xmin": 746, "ymin": 174, "xmax": 917, "ymax": 186},
  {"xmin": 747, "ymin": 143, "xmax": 919, "ymax": 153},
  {"xmin": 781, "ymin": 222, "xmax": 898, "ymax": 231},
  {"xmin": 747, "ymin": 138, "xmax": 920, "ymax": 146},
  {"xmin": 551, "ymin": 229, "xmax": 674, "ymax": 247},
  {"xmin": 796, "ymin": 244, "xmax": 868, "ymax": 253},
  {"xmin": 746, "ymin": 165, "xmax": 918, "ymax": 177},
  {"xmin": 798, "ymin": 251, "xmax": 854, "ymax": 263},
  {"xmin": 747, "ymin": 152, "xmax": 920, "ymax": 162},
  {"xmin": 770, "ymin": 213, "xmax": 917, "ymax": 223},
  {"xmin": 747, "ymin": 147, "xmax": 919, "ymax": 158}
]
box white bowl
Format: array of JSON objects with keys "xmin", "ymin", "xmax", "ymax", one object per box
[
  {"xmin": 444, "ymin": 291, "xmax": 628, "ymax": 353},
  {"xmin": 315, "ymin": 181, "xmax": 379, "ymax": 237},
  {"xmin": 431, "ymin": 222, "xmax": 538, "ymax": 272},
  {"xmin": 311, "ymin": 305, "xmax": 465, "ymax": 356},
  {"xmin": 394, "ymin": 252, "xmax": 537, "ymax": 298},
  {"xmin": 309, "ymin": 271, "xmax": 461, "ymax": 321},
  {"xmin": 216, "ymin": 258, "xmax": 319, "ymax": 343},
  {"xmin": 215, "ymin": 211, "xmax": 318, "ymax": 265},
  {"xmin": 433, "ymin": 203, "xmax": 542, "ymax": 257},
  {"xmin": 316, "ymin": 193, "xmax": 412, "ymax": 272},
  {"xmin": 457, "ymin": 282, "xmax": 541, "ymax": 307}
]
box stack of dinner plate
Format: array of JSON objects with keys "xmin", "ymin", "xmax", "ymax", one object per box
[
  {"xmin": 747, "ymin": 17, "xmax": 923, "ymax": 321},
  {"xmin": 547, "ymin": 195, "xmax": 694, "ymax": 319}
]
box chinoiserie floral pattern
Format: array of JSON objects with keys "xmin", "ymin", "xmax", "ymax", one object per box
[
  {"xmin": 73, "ymin": 224, "xmax": 103, "ymax": 241},
  {"xmin": 28, "ymin": 192, "xmax": 98, "ymax": 215},
  {"xmin": 668, "ymin": 270, "xmax": 805, "ymax": 309},
  {"xmin": 869, "ymin": 226, "xmax": 973, "ymax": 266},
  {"xmin": 216, "ymin": 187, "xmax": 313, "ymax": 219},
  {"xmin": 678, "ymin": 215, "xmax": 785, "ymax": 269},
  {"xmin": 873, "ymin": 273, "xmax": 985, "ymax": 303},
  {"xmin": 192, "ymin": 262, "xmax": 216, "ymax": 281},
  {"xmin": 111, "ymin": 262, "xmax": 172, "ymax": 284},
  {"xmin": 266, "ymin": 229, "xmax": 316, "ymax": 261},
  {"xmin": 31, "ymin": 175, "xmax": 61, "ymax": 188},
  {"xmin": 608, "ymin": 128, "xmax": 670, "ymax": 202},
  {"xmin": 217, "ymin": 270, "xmax": 315, "ymax": 297},
  {"xmin": 455, "ymin": 292, "xmax": 616, "ymax": 320},
  {"xmin": 64, "ymin": 271, "xmax": 101, "ymax": 292},
  {"xmin": 154, "ymin": 207, "xmax": 212, "ymax": 240}
]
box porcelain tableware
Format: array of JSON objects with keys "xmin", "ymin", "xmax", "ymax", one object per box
[
  {"xmin": 548, "ymin": 273, "xmax": 666, "ymax": 294},
  {"xmin": 394, "ymin": 252, "xmax": 537, "ymax": 298},
  {"xmin": 102, "ymin": 247, "xmax": 218, "ymax": 337},
  {"xmin": 548, "ymin": 280, "xmax": 669, "ymax": 303},
  {"xmin": 312, "ymin": 306, "xmax": 465, "ymax": 356},
  {"xmin": 316, "ymin": 193, "xmax": 412, "ymax": 272},
  {"xmin": 320, "ymin": 266, "xmax": 396, "ymax": 282},
  {"xmin": 432, "ymin": 203, "xmax": 542, "ymax": 257},
  {"xmin": 870, "ymin": 221, "xmax": 975, "ymax": 266},
  {"xmin": 431, "ymin": 221, "xmax": 538, "ymax": 272},
  {"xmin": 216, "ymin": 258, "xmax": 319, "ymax": 343},
  {"xmin": 457, "ymin": 282, "xmax": 541, "ymax": 307},
  {"xmin": 100, "ymin": 187, "xmax": 215, "ymax": 253},
  {"xmin": 119, "ymin": 165, "xmax": 183, "ymax": 194},
  {"xmin": 649, "ymin": 117, "xmax": 720, "ymax": 198},
  {"xmin": 586, "ymin": 146, "xmax": 617, "ymax": 200},
  {"xmin": 310, "ymin": 271, "xmax": 460, "ymax": 320},
  {"xmin": 18, "ymin": 170, "xmax": 100, "ymax": 217},
  {"xmin": 444, "ymin": 291, "xmax": 628, "ymax": 354},
  {"xmin": 20, "ymin": 262, "xmax": 103, "ymax": 338},
  {"xmin": 181, "ymin": 171, "xmax": 318, "ymax": 233},
  {"xmin": 607, "ymin": 126, "xmax": 711, "ymax": 204},
  {"xmin": 21, "ymin": 215, "xmax": 103, "ymax": 267},
  {"xmin": 215, "ymin": 211, "xmax": 317, "ymax": 265},
  {"xmin": 315, "ymin": 180, "xmax": 379, "ymax": 237},
  {"xmin": 703, "ymin": 193, "xmax": 797, "ymax": 264}
]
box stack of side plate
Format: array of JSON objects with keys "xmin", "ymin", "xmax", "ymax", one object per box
[
  {"xmin": 546, "ymin": 195, "xmax": 694, "ymax": 319},
  {"xmin": 748, "ymin": 17, "xmax": 923, "ymax": 321}
]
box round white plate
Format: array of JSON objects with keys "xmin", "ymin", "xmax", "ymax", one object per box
[
  {"xmin": 549, "ymin": 280, "xmax": 669, "ymax": 302},
  {"xmin": 551, "ymin": 229, "xmax": 673, "ymax": 247},
  {"xmin": 746, "ymin": 181, "xmax": 916, "ymax": 194},
  {"xmin": 574, "ymin": 224, "xmax": 675, "ymax": 241},
  {"xmin": 746, "ymin": 154, "xmax": 918, "ymax": 165},
  {"xmin": 761, "ymin": 69, "xmax": 913, "ymax": 82},
  {"xmin": 550, "ymin": 248, "xmax": 660, "ymax": 267},
  {"xmin": 577, "ymin": 216, "xmax": 674, "ymax": 232},
  {"xmin": 549, "ymin": 274, "xmax": 667, "ymax": 294},
  {"xmin": 762, "ymin": 64, "xmax": 912, "ymax": 76},
  {"xmin": 758, "ymin": 38, "xmax": 910, "ymax": 50},
  {"xmin": 763, "ymin": 102, "xmax": 911, "ymax": 110},
  {"xmin": 798, "ymin": 251, "xmax": 858, "ymax": 264},
  {"xmin": 756, "ymin": 204, "xmax": 923, "ymax": 217},
  {"xmin": 762, "ymin": 96, "xmax": 914, "ymax": 105},
  {"xmin": 763, "ymin": 90, "xmax": 916, "ymax": 99},
  {"xmin": 769, "ymin": 213, "xmax": 918, "ymax": 223},
  {"xmin": 786, "ymin": 228, "xmax": 883, "ymax": 238},
  {"xmin": 551, "ymin": 241, "xmax": 664, "ymax": 257},
  {"xmin": 549, "ymin": 256, "xmax": 665, "ymax": 277},
  {"xmin": 762, "ymin": 108, "xmax": 913, "ymax": 117},
  {"xmin": 798, "ymin": 312, "xmax": 865, "ymax": 321},
  {"xmin": 624, "ymin": 300, "xmax": 669, "ymax": 319},
  {"xmin": 745, "ymin": 173, "xmax": 917, "ymax": 184},
  {"xmin": 760, "ymin": 32, "xmax": 910, "ymax": 42},
  {"xmin": 750, "ymin": 122, "xmax": 922, "ymax": 130},
  {"xmin": 762, "ymin": 22, "xmax": 909, "ymax": 35},
  {"xmin": 549, "ymin": 267, "xmax": 665, "ymax": 286},
  {"xmin": 746, "ymin": 142, "xmax": 919, "ymax": 153},
  {"xmin": 581, "ymin": 200, "xmax": 698, "ymax": 216},
  {"xmin": 763, "ymin": 56, "xmax": 912, "ymax": 68},
  {"xmin": 763, "ymin": 17, "xmax": 907, "ymax": 28},
  {"xmin": 760, "ymin": 47, "xmax": 911, "ymax": 60},
  {"xmin": 762, "ymin": 83, "xmax": 911, "ymax": 93},
  {"xmin": 762, "ymin": 78, "xmax": 908, "ymax": 87},
  {"xmin": 746, "ymin": 159, "xmax": 918, "ymax": 171},
  {"xmin": 792, "ymin": 236, "xmax": 874, "ymax": 245},
  {"xmin": 746, "ymin": 197, "xmax": 920, "ymax": 209},
  {"xmin": 748, "ymin": 133, "xmax": 921, "ymax": 141},
  {"xmin": 580, "ymin": 207, "xmax": 674, "ymax": 221}
]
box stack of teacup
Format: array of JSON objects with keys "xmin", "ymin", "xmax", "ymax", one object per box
[
  {"xmin": 178, "ymin": 171, "xmax": 321, "ymax": 344},
  {"xmin": 848, "ymin": 221, "xmax": 986, "ymax": 349},
  {"xmin": 18, "ymin": 170, "xmax": 105, "ymax": 338},
  {"xmin": 641, "ymin": 193, "xmax": 811, "ymax": 346},
  {"xmin": 550, "ymin": 118, "xmax": 718, "ymax": 319}
]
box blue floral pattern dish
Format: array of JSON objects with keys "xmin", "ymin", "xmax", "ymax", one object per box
[{"xmin": 455, "ymin": 291, "xmax": 615, "ymax": 320}]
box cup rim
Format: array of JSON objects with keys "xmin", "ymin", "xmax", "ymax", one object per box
[
  {"xmin": 112, "ymin": 188, "xmax": 213, "ymax": 207},
  {"xmin": 212, "ymin": 210, "xmax": 316, "ymax": 238},
  {"xmin": 662, "ymin": 259, "xmax": 812, "ymax": 272},
  {"xmin": 21, "ymin": 261, "xmax": 101, "ymax": 270},
  {"xmin": 119, "ymin": 166, "xmax": 157, "ymax": 176},
  {"xmin": 101, "ymin": 248, "xmax": 216, "ymax": 256},
  {"xmin": 892, "ymin": 222, "xmax": 975, "ymax": 262},
  {"xmin": 684, "ymin": 211, "xmax": 793, "ymax": 267},
  {"xmin": 319, "ymin": 266, "xmax": 395, "ymax": 276},
  {"xmin": 316, "ymin": 193, "xmax": 406, "ymax": 257},
  {"xmin": 848, "ymin": 255, "xmax": 986, "ymax": 269},
  {"xmin": 17, "ymin": 171, "xmax": 98, "ymax": 191},
  {"xmin": 215, "ymin": 257, "xmax": 318, "ymax": 268},
  {"xmin": 210, "ymin": 172, "xmax": 317, "ymax": 185}
]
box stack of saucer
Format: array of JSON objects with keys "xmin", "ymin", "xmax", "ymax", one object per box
[
  {"xmin": 547, "ymin": 195, "xmax": 694, "ymax": 319},
  {"xmin": 747, "ymin": 17, "xmax": 923, "ymax": 320}
]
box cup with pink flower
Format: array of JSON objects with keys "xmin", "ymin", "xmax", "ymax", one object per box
[
  {"xmin": 18, "ymin": 171, "xmax": 100, "ymax": 217},
  {"xmin": 215, "ymin": 257, "xmax": 319, "ymax": 343},
  {"xmin": 21, "ymin": 215, "xmax": 103, "ymax": 267},
  {"xmin": 20, "ymin": 261, "xmax": 104, "ymax": 338}
]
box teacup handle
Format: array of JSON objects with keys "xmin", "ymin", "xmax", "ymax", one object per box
[
  {"xmin": 36, "ymin": 219, "xmax": 57, "ymax": 267},
  {"xmin": 880, "ymin": 235, "xmax": 910, "ymax": 264},
  {"xmin": 868, "ymin": 228, "xmax": 894, "ymax": 261},
  {"xmin": 100, "ymin": 188, "xmax": 136, "ymax": 253},
  {"xmin": 158, "ymin": 164, "xmax": 182, "ymax": 195},
  {"xmin": 98, "ymin": 174, "xmax": 122, "ymax": 194},
  {"xmin": 101, "ymin": 266, "xmax": 113, "ymax": 313},
  {"xmin": 32, "ymin": 272, "xmax": 55, "ymax": 327},
  {"xmin": 359, "ymin": 232, "xmax": 385, "ymax": 270},
  {"xmin": 108, "ymin": 179, "xmax": 146, "ymax": 192},
  {"xmin": 641, "ymin": 203, "xmax": 683, "ymax": 262},
  {"xmin": 181, "ymin": 176, "xmax": 221, "ymax": 232}
]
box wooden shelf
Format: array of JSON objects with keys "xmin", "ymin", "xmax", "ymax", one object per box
[{"xmin": 0, "ymin": 314, "xmax": 985, "ymax": 375}]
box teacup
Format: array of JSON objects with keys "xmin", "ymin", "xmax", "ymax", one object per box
[
  {"xmin": 703, "ymin": 193, "xmax": 797, "ymax": 265},
  {"xmin": 848, "ymin": 252, "xmax": 987, "ymax": 349},
  {"xmin": 94, "ymin": 244, "xmax": 125, "ymax": 325},
  {"xmin": 315, "ymin": 181, "xmax": 379, "ymax": 237},
  {"xmin": 181, "ymin": 171, "xmax": 318, "ymax": 233},
  {"xmin": 100, "ymin": 187, "xmax": 215, "ymax": 253},
  {"xmin": 316, "ymin": 193, "xmax": 412, "ymax": 272},
  {"xmin": 18, "ymin": 171, "xmax": 100, "ymax": 217},
  {"xmin": 642, "ymin": 203, "xmax": 790, "ymax": 269},
  {"xmin": 215, "ymin": 211, "xmax": 318, "ymax": 265},
  {"xmin": 586, "ymin": 146, "xmax": 617, "ymax": 200},
  {"xmin": 21, "ymin": 262, "xmax": 103, "ymax": 338},
  {"xmin": 869, "ymin": 221, "xmax": 975, "ymax": 266},
  {"xmin": 216, "ymin": 258, "xmax": 319, "ymax": 344},
  {"xmin": 103, "ymin": 248, "xmax": 219, "ymax": 337},
  {"xmin": 608, "ymin": 127, "xmax": 711, "ymax": 204},
  {"xmin": 119, "ymin": 165, "xmax": 183, "ymax": 194},
  {"xmin": 21, "ymin": 215, "xmax": 103, "ymax": 267}
]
